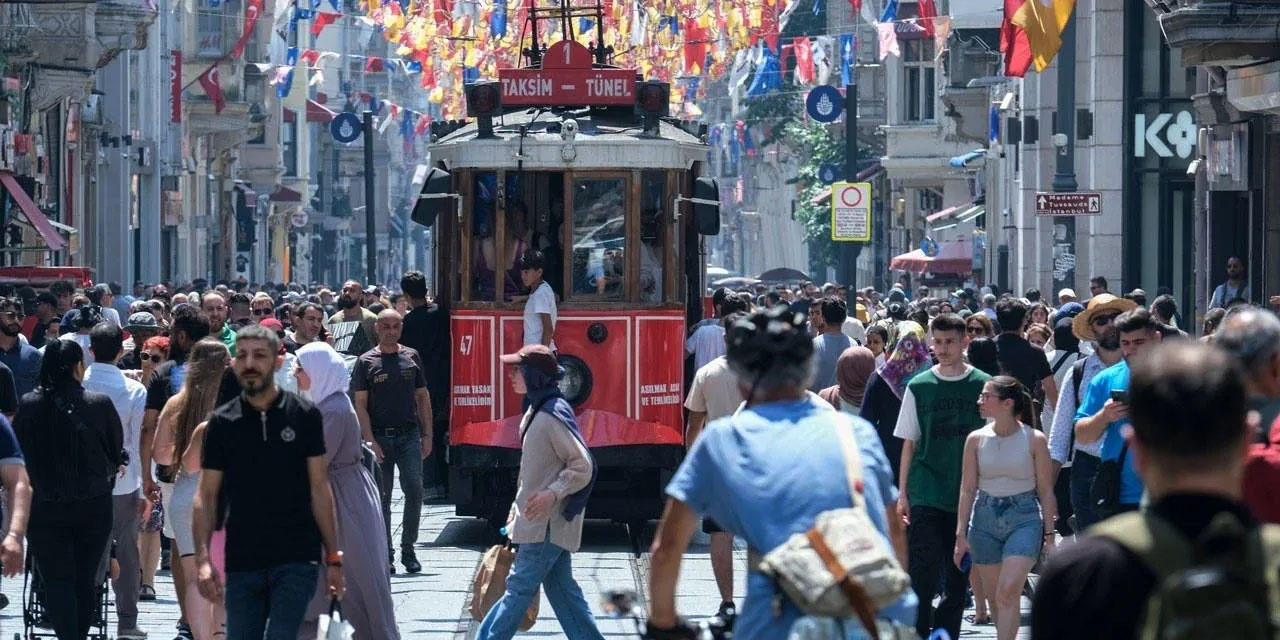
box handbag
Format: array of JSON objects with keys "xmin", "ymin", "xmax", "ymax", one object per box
[
  {"xmin": 470, "ymin": 542, "xmax": 539, "ymax": 631},
  {"xmin": 1089, "ymin": 443, "xmax": 1129, "ymax": 519},
  {"xmin": 754, "ymin": 424, "xmax": 911, "ymax": 638},
  {"xmin": 317, "ymin": 597, "xmax": 354, "ymax": 640}
]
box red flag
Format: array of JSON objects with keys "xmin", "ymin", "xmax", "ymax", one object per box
[
  {"xmin": 849, "ymin": 0, "xmax": 861, "ymax": 18},
  {"xmin": 300, "ymin": 49, "xmax": 321, "ymax": 66},
  {"xmin": 1000, "ymin": 0, "xmax": 1032, "ymax": 76},
  {"xmin": 197, "ymin": 66, "xmax": 225, "ymax": 114},
  {"xmin": 230, "ymin": 0, "xmax": 263, "ymax": 57},
  {"xmin": 310, "ymin": 11, "xmax": 340, "ymax": 37},
  {"xmin": 414, "ymin": 113, "xmax": 431, "ymax": 136},
  {"xmin": 682, "ymin": 18, "xmax": 707, "ymax": 74},
  {"xmin": 170, "ymin": 50, "xmax": 182, "ymax": 123},
  {"xmin": 918, "ymin": 0, "xmax": 938, "ymax": 38},
  {"xmin": 363, "ymin": 57, "xmax": 384, "ymax": 74},
  {"xmin": 793, "ymin": 37, "xmax": 815, "ymax": 84}
]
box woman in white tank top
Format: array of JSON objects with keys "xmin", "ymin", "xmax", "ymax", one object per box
[{"xmin": 953, "ymin": 375, "xmax": 1059, "ymax": 640}]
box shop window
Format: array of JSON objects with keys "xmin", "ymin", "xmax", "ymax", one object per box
[
  {"xmin": 197, "ymin": 0, "xmax": 224, "ymax": 59},
  {"xmin": 571, "ymin": 178, "xmax": 626, "ymax": 300}
]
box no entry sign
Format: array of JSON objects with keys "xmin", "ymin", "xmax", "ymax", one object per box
[{"xmin": 831, "ymin": 182, "xmax": 872, "ymax": 242}]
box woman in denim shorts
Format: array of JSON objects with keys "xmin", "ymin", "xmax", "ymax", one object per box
[{"xmin": 953, "ymin": 376, "xmax": 1059, "ymax": 640}]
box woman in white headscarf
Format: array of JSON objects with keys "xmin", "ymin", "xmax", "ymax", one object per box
[{"xmin": 294, "ymin": 342, "xmax": 400, "ymax": 639}]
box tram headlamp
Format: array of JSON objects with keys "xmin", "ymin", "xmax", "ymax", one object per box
[
  {"xmin": 466, "ymin": 82, "xmax": 503, "ymax": 118},
  {"xmin": 561, "ymin": 118, "xmax": 578, "ymax": 141},
  {"xmin": 635, "ymin": 82, "xmax": 670, "ymax": 117}
]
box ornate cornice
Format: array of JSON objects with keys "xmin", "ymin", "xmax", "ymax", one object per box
[{"xmin": 27, "ymin": 67, "xmax": 95, "ymax": 111}]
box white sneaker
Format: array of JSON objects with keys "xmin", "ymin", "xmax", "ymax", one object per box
[{"xmin": 118, "ymin": 628, "xmax": 149, "ymax": 639}]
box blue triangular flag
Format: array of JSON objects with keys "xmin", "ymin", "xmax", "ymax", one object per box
[
  {"xmin": 840, "ymin": 34, "xmax": 855, "ymax": 86},
  {"xmin": 491, "ymin": 0, "xmax": 507, "ymax": 36},
  {"xmin": 880, "ymin": 0, "xmax": 898, "ymax": 23},
  {"xmin": 579, "ymin": 17, "xmax": 594, "ymax": 33},
  {"xmin": 746, "ymin": 45, "xmax": 782, "ymax": 97}
]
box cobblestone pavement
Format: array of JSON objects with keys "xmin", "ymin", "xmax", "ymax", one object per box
[{"xmin": 0, "ymin": 485, "xmax": 1028, "ymax": 639}]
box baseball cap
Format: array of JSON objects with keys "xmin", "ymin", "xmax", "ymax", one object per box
[
  {"xmin": 1057, "ymin": 288, "xmax": 1076, "ymax": 300},
  {"xmin": 36, "ymin": 292, "xmax": 57, "ymax": 307},
  {"xmin": 125, "ymin": 312, "xmax": 159, "ymax": 332},
  {"xmin": 499, "ymin": 344, "xmax": 558, "ymax": 377},
  {"xmin": 260, "ymin": 318, "xmax": 285, "ymax": 332}
]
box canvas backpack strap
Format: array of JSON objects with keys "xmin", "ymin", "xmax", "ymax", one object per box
[
  {"xmin": 833, "ymin": 423, "xmax": 866, "ymax": 510},
  {"xmin": 803, "ymin": 528, "xmax": 879, "ymax": 638},
  {"xmin": 1089, "ymin": 512, "xmax": 1193, "ymax": 585}
]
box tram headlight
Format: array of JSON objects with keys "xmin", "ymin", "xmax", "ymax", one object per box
[
  {"xmin": 556, "ymin": 354, "xmax": 593, "ymax": 408},
  {"xmin": 635, "ymin": 82, "xmax": 670, "ymax": 117},
  {"xmin": 465, "ymin": 82, "xmax": 503, "ymax": 118}
]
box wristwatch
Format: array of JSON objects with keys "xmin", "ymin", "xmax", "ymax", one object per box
[{"xmin": 326, "ymin": 551, "xmax": 343, "ymax": 567}]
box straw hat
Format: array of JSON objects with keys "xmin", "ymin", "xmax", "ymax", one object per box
[{"xmin": 1072, "ymin": 294, "xmax": 1138, "ymax": 342}]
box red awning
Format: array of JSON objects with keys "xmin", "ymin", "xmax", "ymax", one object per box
[
  {"xmin": 926, "ymin": 199, "xmax": 976, "ymax": 222},
  {"xmin": 890, "ymin": 237, "xmax": 973, "ymax": 274},
  {"xmin": 270, "ymin": 185, "xmax": 304, "ymax": 203},
  {"xmin": 306, "ymin": 99, "xmax": 336, "ymax": 123},
  {"xmin": 0, "ymin": 173, "xmax": 65, "ymax": 251}
]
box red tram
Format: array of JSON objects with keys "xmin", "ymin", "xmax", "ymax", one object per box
[{"xmin": 412, "ymin": 4, "xmax": 721, "ymax": 527}]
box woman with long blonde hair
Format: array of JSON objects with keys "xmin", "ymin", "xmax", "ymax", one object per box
[{"xmin": 156, "ymin": 338, "xmax": 231, "ymax": 640}]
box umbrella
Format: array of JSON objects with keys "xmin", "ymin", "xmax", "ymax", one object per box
[
  {"xmin": 706, "ymin": 266, "xmax": 731, "ymax": 278},
  {"xmin": 711, "ymin": 277, "xmax": 760, "ymax": 289},
  {"xmin": 756, "ymin": 267, "xmax": 810, "ymax": 283}
]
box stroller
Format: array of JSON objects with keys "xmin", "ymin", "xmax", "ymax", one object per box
[{"xmin": 20, "ymin": 548, "xmax": 112, "ymax": 640}]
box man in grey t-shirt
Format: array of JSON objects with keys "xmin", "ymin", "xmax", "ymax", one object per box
[{"xmin": 809, "ymin": 296, "xmax": 852, "ymax": 392}]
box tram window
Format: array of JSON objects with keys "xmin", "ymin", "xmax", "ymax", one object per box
[
  {"xmin": 639, "ymin": 172, "xmax": 667, "ymax": 304},
  {"xmin": 470, "ymin": 172, "xmax": 498, "ymax": 301},
  {"xmin": 571, "ymin": 179, "xmax": 626, "ymax": 300}
]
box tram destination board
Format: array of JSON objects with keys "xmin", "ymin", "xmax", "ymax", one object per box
[
  {"xmin": 499, "ymin": 41, "xmax": 636, "ymax": 107},
  {"xmin": 1034, "ymin": 191, "xmax": 1103, "ymax": 216}
]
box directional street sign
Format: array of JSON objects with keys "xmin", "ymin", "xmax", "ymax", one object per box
[
  {"xmin": 1034, "ymin": 191, "xmax": 1103, "ymax": 216},
  {"xmin": 806, "ymin": 85, "xmax": 844, "ymax": 123},
  {"xmin": 831, "ymin": 182, "xmax": 872, "ymax": 242}
]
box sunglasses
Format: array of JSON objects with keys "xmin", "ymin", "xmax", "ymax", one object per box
[
  {"xmin": 252, "ymin": 309, "xmax": 273, "ymax": 316},
  {"xmin": 0, "ymin": 310, "xmax": 21, "ymax": 319},
  {"xmin": 966, "ymin": 326, "xmax": 986, "ymax": 334},
  {"xmin": 139, "ymin": 353, "xmax": 166, "ymax": 363},
  {"xmin": 1091, "ymin": 313, "xmax": 1119, "ymax": 327}
]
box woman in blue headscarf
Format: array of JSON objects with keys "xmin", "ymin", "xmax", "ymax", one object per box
[
  {"xmin": 477, "ymin": 344, "xmax": 600, "ymax": 640},
  {"xmin": 294, "ymin": 342, "xmax": 399, "ymax": 639}
]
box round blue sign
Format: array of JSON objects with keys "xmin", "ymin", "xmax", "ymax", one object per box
[
  {"xmin": 819, "ymin": 163, "xmax": 841, "ymax": 184},
  {"xmin": 330, "ymin": 112, "xmax": 363, "ymax": 143},
  {"xmin": 806, "ymin": 85, "xmax": 844, "ymax": 123}
]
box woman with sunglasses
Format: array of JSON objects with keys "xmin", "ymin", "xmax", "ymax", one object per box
[
  {"xmin": 137, "ymin": 335, "xmax": 170, "ymax": 602},
  {"xmin": 966, "ymin": 314, "xmax": 995, "ymax": 339},
  {"xmin": 954, "ymin": 376, "xmax": 1057, "ymax": 640}
]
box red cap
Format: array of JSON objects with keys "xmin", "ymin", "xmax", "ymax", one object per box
[
  {"xmin": 500, "ymin": 344, "xmax": 558, "ymax": 376},
  {"xmin": 260, "ymin": 318, "xmax": 285, "ymax": 331}
]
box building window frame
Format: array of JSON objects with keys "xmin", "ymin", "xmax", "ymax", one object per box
[
  {"xmin": 901, "ymin": 39, "xmax": 936, "ymax": 123},
  {"xmin": 196, "ymin": 0, "xmax": 224, "ymax": 59},
  {"xmin": 282, "ymin": 117, "xmax": 298, "ymax": 177}
]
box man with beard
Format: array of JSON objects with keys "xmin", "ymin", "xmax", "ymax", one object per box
[
  {"xmin": 228, "ymin": 293, "xmax": 252, "ymax": 329},
  {"xmin": 328, "ymin": 281, "xmax": 378, "ymax": 356},
  {"xmin": 285, "ymin": 303, "xmax": 327, "ymax": 352},
  {"xmin": 119, "ymin": 312, "xmax": 163, "ymax": 371},
  {"xmin": 1046, "ymin": 294, "xmax": 1133, "ymax": 531},
  {"xmin": 0, "ymin": 297, "xmax": 40, "ymax": 397},
  {"xmin": 194, "ymin": 325, "xmax": 344, "ymax": 638},
  {"xmin": 21, "ymin": 291, "xmax": 58, "ymax": 348},
  {"xmin": 202, "ymin": 291, "xmax": 237, "ymax": 351},
  {"xmin": 397, "ymin": 271, "xmax": 450, "ymax": 502}
]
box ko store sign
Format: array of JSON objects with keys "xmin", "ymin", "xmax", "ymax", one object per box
[{"xmin": 1134, "ymin": 110, "xmax": 1195, "ymax": 159}]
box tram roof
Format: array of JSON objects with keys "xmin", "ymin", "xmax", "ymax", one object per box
[{"xmin": 428, "ymin": 108, "xmax": 708, "ymax": 171}]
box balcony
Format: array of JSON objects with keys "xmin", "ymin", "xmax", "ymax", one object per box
[
  {"xmin": 880, "ymin": 120, "xmax": 979, "ymax": 182},
  {"xmin": 1155, "ymin": 0, "xmax": 1280, "ymax": 66}
]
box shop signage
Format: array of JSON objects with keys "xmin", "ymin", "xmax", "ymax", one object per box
[
  {"xmin": 498, "ymin": 41, "xmax": 635, "ymax": 106},
  {"xmin": 830, "ymin": 182, "xmax": 871, "ymax": 242},
  {"xmin": 1034, "ymin": 191, "xmax": 1102, "ymax": 216},
  {"xmin": 1134, "ymin": 110, "xmax": 1195, "ymax": 159}
]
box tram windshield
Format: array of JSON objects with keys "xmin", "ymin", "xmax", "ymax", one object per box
[{"xmin": 460, "ymin": 170, "xmax": 676, "ymax": 307}]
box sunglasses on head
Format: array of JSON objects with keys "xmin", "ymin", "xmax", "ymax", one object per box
[{"xmin": 1091, "ymin": 313, "xmax": 1119, "ymax": 327}]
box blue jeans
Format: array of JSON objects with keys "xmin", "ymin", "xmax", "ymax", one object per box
[
  {"xmin": 1070, "ymin": 452, "xmax": 1102, "ymax": 531},
  {"xmin": 225, "ymin": 562, "xmax": 319, "ymax": 640},
  {"xmin": 375, "ymin": 430, "xmax": 424, "ymax": 556},
  {"xmin": 476, "ymin": 538, "xmax": 606, "ymax": 640},
  {"xmin": 967, "ymin": 490, "xmax": 1043, "ymax": 565}
]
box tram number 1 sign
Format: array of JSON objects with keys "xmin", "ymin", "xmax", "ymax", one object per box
[{"xmin": 831, "ymin": 182, "xmax": 872, "ymax": 242}]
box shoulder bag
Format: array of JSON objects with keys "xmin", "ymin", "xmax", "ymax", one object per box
[{"xmin": 753, "ymin": 424, "xmax": 911, "ymax": 637}]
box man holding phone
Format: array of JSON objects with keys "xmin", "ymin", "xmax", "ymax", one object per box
[{"xmin": 1074, "ymin": 308, "xmax": 1164, "ymax": 515}]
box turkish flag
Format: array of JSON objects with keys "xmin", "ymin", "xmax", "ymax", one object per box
[
  {"xmin": 230, "ymin": 0, "xmax": 263, "ymax": 57},
  {"xmin": 310, "ymin": 11, "xmax": 340, "ymax": 37},
  {"xmin": 793, "ymin": 37, "xmax": 815, "ymax": 85},
  {"xmin": 1001, "ymin": 0, "xmax": 1032, "ymax": 76},
  {"xmin": 197, "ymin": 66, "xmax": 225, "ymax": 114},
  {"xmin": 918, "ymin": 0, "xmax": 938, "ymax": 38},
  {"xmin": 300, "ymin": 49, "xmax": 321, "ymax": 66}
]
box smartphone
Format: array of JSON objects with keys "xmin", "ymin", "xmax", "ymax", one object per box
[
  {"xmin": 1110, "ymin": 389, "xmax": 1130, "ymax": 404},
  {"xmin": 960, "ymin": 552, "xmax": 972, "ymax": 573}
]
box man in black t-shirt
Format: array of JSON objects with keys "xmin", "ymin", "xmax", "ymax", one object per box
[
  {"xmin": 994, "ymin": 298, "xmax": 1058, "ymax": 421},
  {"xmin": 397, "ymin": 271, "xmax": 450, "ymax": 500},
  {"xmin": 194, "ymin": 325, "xmax": 343, "ymax": 639},
  {"xmin": 353, "ymin": 309, "xmax": 432, "ymax": 574}
]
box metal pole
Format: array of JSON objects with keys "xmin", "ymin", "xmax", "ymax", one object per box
[
  {"xmin": 1051, "ymin": 10, "xmax": 1077, "ymax": 296},
  {"xmin": 844, "ymin": 82, "xmax": 861, "ymax": 293},
  {"xmin": 363, "ymin": 111, "xmax": 377, "ymax": 286}
]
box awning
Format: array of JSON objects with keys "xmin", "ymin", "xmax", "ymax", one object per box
[
  {"xmin": 270, "ymin": 185, "xmax": 304, "ymax": 203},
  {"xmin": 890, "ymin": 237, "xmax": 973, "ymax": 274},
  {"xmin": 0, "ymin": 173, "xmax": 65, "ymax": 251},
  {"xmin": 809, "ymin": 163, "xmax": 887, "ymax": 206},
  {"xmin": 926, "ymin": 197, "xmax": 986, "ymax": 224},
  {"xmin": 282, "ymin": 99, "xmax": 336, "ymax": 124},
  {"xmin": 950, "ymin": 150, "xmax": 987, "ymax": 168}
]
